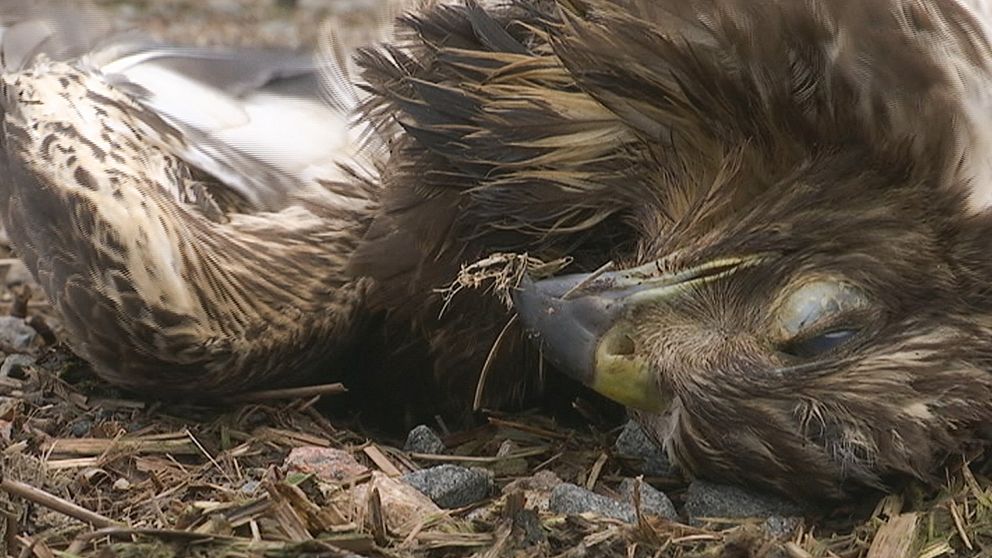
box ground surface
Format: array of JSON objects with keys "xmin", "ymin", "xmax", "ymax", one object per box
[{"xmin": 1, "ymin": 1, "xmax": 991, "ymax": 557}]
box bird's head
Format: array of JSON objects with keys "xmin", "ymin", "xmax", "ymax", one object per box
[
  {"xmin": 510, "ymin": 0, "xmax": 992, "ymax": 500},
  {"xmin": 515, "ymin": 157, "xmax": 992, "ymax": 500}
]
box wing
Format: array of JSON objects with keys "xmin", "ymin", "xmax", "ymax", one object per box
[
  {"xmin": 0, "ymin": 2, "xmax": 376, "ymax": 395},
  {"xmin": 347, "ymin": 0, "xmax": 626, "ymax": 412}
]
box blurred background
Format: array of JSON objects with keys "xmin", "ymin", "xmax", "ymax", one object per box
[{"xmin": 92, "ymin": 0, "xmax": 386, "ymax": 49}]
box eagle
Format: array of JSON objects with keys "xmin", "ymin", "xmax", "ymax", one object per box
[
  {"xmin": 5, "ymin": 0, "xmax": 992, "ymax": 503},
  {"xmin": 351, "ymin": 0, "xmax": 992, "ymax": 501}
]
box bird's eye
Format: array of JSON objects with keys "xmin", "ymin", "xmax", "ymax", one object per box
[
  {"xmin": 781, "ymin": 329, "xmax": 859, "ymax": 358},
  {"xmin": 774, "ymin": 278, "xmax": 870, "ymax": 358}
]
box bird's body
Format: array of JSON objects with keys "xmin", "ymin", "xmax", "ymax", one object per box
[
  {"xmin": 0, "ymin": 11, "xmax": 375, "ymax": 395},
  {"xmin": 7, "ymin": 0, "xmax": 992, "ymax": 502}
]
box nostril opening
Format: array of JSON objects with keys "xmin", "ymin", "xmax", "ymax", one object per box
[{"xmin": 603, "ymin": 331, "xmax": 636, "ymax": 357}]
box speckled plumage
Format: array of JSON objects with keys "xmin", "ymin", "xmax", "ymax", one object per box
[{"xmin": 0, "ymin": 15, "xmax": 375, "ymax": 395}]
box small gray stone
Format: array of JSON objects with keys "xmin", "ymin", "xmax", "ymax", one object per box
[
  {"xmin": 69, "ymin": 419, "xmax": 93, "ymax": 438},
  {"xmin": 763, "ymin": 515, "xmax": 801, "ymax": 538},
  {"xmin": 0, "ymin": 317, "xmax": 36, "ymax": 352},
  {"xmin": 403, "ymin": 465, "xmax": 492, "ymax": 508},
  {"xmin": 684, "ymin": 480, "xmax": 803, "ymax": 526},
  {"xmin": 240, "ymin": 480, "xmax": 261, "ymax": 495},
  {"xmin": 0, "ymin": 354, "xmax": 35, "ymax": 378},
  {"xmin": 404, "ymin": 425, "xmax": 446, "ymax": 455},
  {"xmin": 549, "ymin": 483, "xmax": 634, "ymax": 522},
  {"xmin": 510, "ymin": 508, "xmax": 545, "ymax": 546},
  {"xmin": 619, "ymin": 478, "xmax": 677, "ymax": 520},
  {"xmin": 614, "ymin": 421, "xmax": 676, "ymax": 476}
]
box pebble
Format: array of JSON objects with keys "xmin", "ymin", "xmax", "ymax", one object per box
[
  {"xmin": 683, "ymin": 480, "xmax": 804, "ymax": 526},
  {"xmin": 614, "ymin": 420, "xmax": 677, "ymax": 476},
  {"xmin": 284, "ymin": 446, "xmax": 369, "ymax": 482},
  {"xmin": 69, "ymin": 419, "xmax": 93, "ymax": 438},
  {"xmin": 549, "ymin": 481, "xmax": 679, "ymax": 523},
  {"xmin": 403, "ymin": 465, "xmax": 493, "ymax": 509},
  {"xmin": 0, "ymin": 354, "xmax": 35, "ymax": 379},
  {"xmin": 403, "ymin": 424, "xmax": 446, "ymax": 455},
  {"xmin": 763, "ymin": 515, "xmax": 802, "ymax": 538},
  {"xmin": 0, "ymin": 318, "xmax": 36, "ymax": 353},
  {"xmin": 549, "ymin": 483, "xmax": 633, "ymax": 522},
  {"xmin": 619, "ymin": 478, "xmax": 678, "ymax": 520},
  {"xmin": 510, "ymin": 508, "xmax": 546, "ymax": 546}
]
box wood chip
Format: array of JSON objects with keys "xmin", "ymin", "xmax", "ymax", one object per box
[
  {"xmin": 220, "ymin": 383, "xmax": 347, "ymax": 404},
  {"xmin": 15, "ymin": 535, "xmax": 56, "ymax": 558},
  {"xmin": 253, "ymin": 427, "xmax": 331, "ymax": 448},
  {"xmin": 1, "ymin": 478, "xmax": 119, "ymax": 528},
  {"xmin": 363, "ymin": 445, "xmax": 403, "ymax": 477},
  {"xmin": 409, "ymin": 447, "xmax": 547, "ymax": 464},
  {"xmin": 585, "ymin": 452, "xmax": 609, "ymax": 490},
  {"xmin": 948, "ymin": 500, "xmax": 973, "ymax": 551},
  {"xmin": 783, "ymin": 542, "xmax": 814, "ymax": 558},
  {"xmin": 264, "ymin": 482, "xmax": 312, "ymax": 542},
  {"xmin": 368, "ymin": 487, "xmax": 389, "ymax": 546},
  {"xmin": 867, "ymin": 512, "xmax": 919, "ymax": 558},
  {"xmin": 42, "ymin": 437, "xmax": 198, "ymax": 457},
  {"xmin": 347, "ymin": 472, "xmax": 441, "ymax": 537}
]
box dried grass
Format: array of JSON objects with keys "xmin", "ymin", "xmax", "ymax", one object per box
[{"xmin": 5, "ymin": 348, "xmax": 992, "ymax": 558}]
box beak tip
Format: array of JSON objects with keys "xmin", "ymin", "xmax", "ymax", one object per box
[
  {"xmin": 511, "ymin": 273, "xmax": 604, "ymax": 386},
  {"xmin": 513, "ymin": 270, "xmax": 672, "ymax": 415},
  {"xmin": 510, "ymin": 276, "xmax": 544, "ymax": 333}
]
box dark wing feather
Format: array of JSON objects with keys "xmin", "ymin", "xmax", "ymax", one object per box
[{"xmin": 348, "ymin": 1, "xmax": 643, "ymax": 414}]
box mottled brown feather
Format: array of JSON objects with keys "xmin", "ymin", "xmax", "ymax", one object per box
[{"xmin": 0, "ymin": 36, "xmax": 374, "ymax": 396}]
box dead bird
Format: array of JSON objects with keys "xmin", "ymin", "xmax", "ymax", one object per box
[
  {"xmin": 350, "ymin": 0, "xmax": 992, "ymax": 500},
  {"xmin": 0, "ymin": 3, "xmax": 381, "ymax": 395},
  {"xmin": 10, "ymin": 0, "xmax": 992, "ymax": 503}
]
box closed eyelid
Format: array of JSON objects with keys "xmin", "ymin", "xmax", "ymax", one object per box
[{"xmin": 775, "ymin": 279, "xmax": 869, "ymax": 339}]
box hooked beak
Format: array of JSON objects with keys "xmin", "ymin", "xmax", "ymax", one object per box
[{"xmin": 512, "ymin": 257, "xmax": 761, "ymax": 412}]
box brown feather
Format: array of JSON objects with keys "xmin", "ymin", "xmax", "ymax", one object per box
[{"xmin": 349, "ymin": 0, "xmax": 992, "ymax": 499}]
